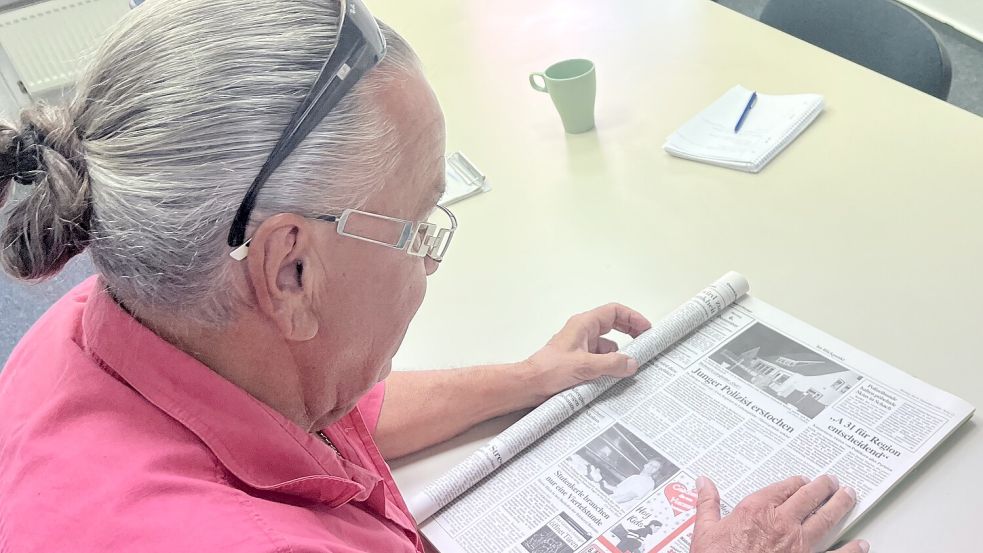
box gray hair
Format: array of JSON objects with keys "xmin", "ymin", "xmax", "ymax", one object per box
[{"xmin": 0, "ymin": 0, "xmax": 419, "ymax": 323}]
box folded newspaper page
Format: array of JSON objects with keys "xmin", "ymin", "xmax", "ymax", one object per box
[
  {"xmin": 418, "ymin": 276, "xmax": 974, "ymax": 553},
  {"xmin": 407, "ymin": 272, "xmax": 750, "ymax": 522}
]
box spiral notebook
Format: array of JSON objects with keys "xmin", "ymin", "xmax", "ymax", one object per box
[{"xmin": 664, "ymin": 85, "xmax": 824, "ymax": 173}]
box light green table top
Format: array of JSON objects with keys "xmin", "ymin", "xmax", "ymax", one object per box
[{"xmin": 371, "ymin": 1, "xmax": 983, "ymax": 550}]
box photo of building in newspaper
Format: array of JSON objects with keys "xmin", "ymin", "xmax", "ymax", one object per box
[
  {"xmin": 709, "ymin": 323, "xmax": 862, "ymax": 419},
  {"xmin": 565, "ymin": 424, "xmax": 679, "ymax": 505}
]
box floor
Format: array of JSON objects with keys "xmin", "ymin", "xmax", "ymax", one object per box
[
  {"xmin": 1, "ymin": 254, "xmax": 95, "ymax": 362},
  {"xmin": 718, "ymin": 0, "xmax": 983, "ymax": 117}
]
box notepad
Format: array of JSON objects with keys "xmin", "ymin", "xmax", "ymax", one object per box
[{"xmin": 664, "ymin": 85, "xmax": 824, "ymax": 173}]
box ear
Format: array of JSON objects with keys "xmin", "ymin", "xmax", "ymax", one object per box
[{"xmin": 244, "ymin": 213, "xmax": 320, "ymax": 341}]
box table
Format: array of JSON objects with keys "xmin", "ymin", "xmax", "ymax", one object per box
[{"xmin": 369, "ymin": 0, "xmax": 983, "ymax": 550}]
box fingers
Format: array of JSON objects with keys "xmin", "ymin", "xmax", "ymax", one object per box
[
  {"xmin": 802, "ymin": 486, "xmax": 858, "ymax": 544},
  {"xmin": 574, "ymin": 303, "xmax": 653, "ymax": 339},
  {"xmin": 595, "ymin": 337, "xmax": 619, "ymax": 354},
  {"xmin": 829, "ymin": 539, "xmax": 870, "ymax": 553},
  {"xmin": 743, "ymin": 475, "xmax": 809, "ymax": 507},
  {"xmin": 694, "ymin": 476, "xmax": 721, "ymax": 532},
  {"xmin": 780, "ymin": 474, "xmax": 840, "ymax": 521},
  {"xmin": 575, "ymin": 352, "xmax": 639, "ymax": 379}
]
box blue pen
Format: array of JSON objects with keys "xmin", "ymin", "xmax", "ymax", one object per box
[{"xmin": 734, "ymin": 91, "xmax": 757, "ymax": 133}]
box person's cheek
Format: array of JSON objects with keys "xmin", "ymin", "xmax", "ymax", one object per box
[{"xmin": 409, "ymin": 272, "xmax": 427, "ymax": 320}]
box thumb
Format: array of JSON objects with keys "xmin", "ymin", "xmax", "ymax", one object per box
[
  {"xmin": 694, "ymin": 476, "xmax": 721, "ymax": 533},
  {"xmin": 829, "ymin": 540, "xmax": 871, "ymax": 553},
  {"xmin": 579, "ymin": 352, "xmax": 639, "ymax": 378}
]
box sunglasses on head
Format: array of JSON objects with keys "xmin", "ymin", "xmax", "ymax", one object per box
[{"xmin": 225, "ymin": 0, "xmax": 387, "ymax": 248}]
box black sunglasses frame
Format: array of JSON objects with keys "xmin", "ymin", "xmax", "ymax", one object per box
[{"xmin": 226, "ymin": 0, "xmax": 387, "ymax": 248}]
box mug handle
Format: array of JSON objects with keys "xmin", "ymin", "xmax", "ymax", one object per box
[{"xmin": 528, "ymin": 72, "xmax": 548, "ymax": 93}]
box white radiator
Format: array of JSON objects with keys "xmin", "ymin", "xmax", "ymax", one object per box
[{"xmin": 0, "ymin": 0, "xmax": 128, "ymax": 96}]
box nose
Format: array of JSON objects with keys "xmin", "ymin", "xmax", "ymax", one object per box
[{"xmin": 424, "ymin": 256, "xmax": 440, "ymax": 276}]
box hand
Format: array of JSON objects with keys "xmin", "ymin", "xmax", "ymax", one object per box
[
  {"xmin": 521, "ymin": 303, "xmax": 652, "ymax": 403},
  {"xmin": 692, "ymin": 475, "xmax": 869, "ymax": 553}
]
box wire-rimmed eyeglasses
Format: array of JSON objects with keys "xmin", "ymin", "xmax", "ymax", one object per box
[{"xmin": 229, "ymin": 204, "xmax": 457, "ymax": 262}]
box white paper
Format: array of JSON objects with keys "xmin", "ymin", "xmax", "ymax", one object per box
[{"xmin": 440, "ymin": 151, "xmax": 491, "ymax": 206}]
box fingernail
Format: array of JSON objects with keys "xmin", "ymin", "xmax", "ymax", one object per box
[
  {"xmin": 844, "ymin": 487, "xmax": 857, "ymax": 500},
  {"xmin": 626, "ymin": 357, "xmax": 639, "ymax": 372},
  {"xmin": 858, "ymin": 539, "xmax": 870, "ymax": 552},
  {"xmin": 827, "ymin": 474, "xmax": 839, "ymax": 487},
  {"xmin": 696, "ymin": 476, "xmax": 708, "ymax": 492}
]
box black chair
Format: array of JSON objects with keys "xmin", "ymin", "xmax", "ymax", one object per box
[{"xmin": 760, "ymin": 0, "xmax": 953, "ymax": 99}]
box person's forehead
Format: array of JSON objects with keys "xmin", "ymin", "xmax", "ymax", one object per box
[
  {"xmin": 362, "ymin": 126, "xmax": 443, "ymax": 218},
  {"xmin": 368, "ymin": 69, "xmax": 445, "ymax": 214},
  {"xmin": 423, "ymin": 153, "xmax": 446, "ymax": 204},
  {"xmin": 400, "ymin": 118, "xmax": 446, "ymax": 213}
]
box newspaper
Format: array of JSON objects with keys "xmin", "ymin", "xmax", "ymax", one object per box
[
  {"xmin": 407, "ymin": 272, "xmax": 749, "ymax": 522},
  {"xmin": 413, "ymin": 272, "xmax": 974, "ymax": 553}
]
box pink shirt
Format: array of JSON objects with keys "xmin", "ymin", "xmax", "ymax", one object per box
[{"xmin": 0, "ymin": 277, "xmax": 423, "ymax": 552}]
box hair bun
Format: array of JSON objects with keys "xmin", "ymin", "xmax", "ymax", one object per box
[
  {"xmin": 1, "ymin": 104, "xmax": 92, "ymax": 280},
  {"xmin": 1, "ymin": 123, "xmax": 47, "ymax": 185}
]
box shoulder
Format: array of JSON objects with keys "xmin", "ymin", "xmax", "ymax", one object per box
[
  {"xmin": 0, "ymin": 402, "xmax": 302, "ymax": 552},
  {"xmin": 0, "ymin": 281, "xmax": 391, "ymax": 553},
  {"xmin": 0, "ymin": 417, "xmax": 371, "ymax": 553},
  {"xmin": 0, "ymin": 324, "xmax": 276, "ymax": 551}
]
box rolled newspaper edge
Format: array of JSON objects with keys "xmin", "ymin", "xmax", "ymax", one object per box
[{"xmin": 408, "ymin": 271, "xmax": 750, "ymax": 523}]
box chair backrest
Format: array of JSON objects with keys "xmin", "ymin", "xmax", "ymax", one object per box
[{"xmin": 760, "ymin": 0, "xmax": 952, "ymax": 99}]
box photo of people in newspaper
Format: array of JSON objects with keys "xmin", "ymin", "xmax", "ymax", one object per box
[
  {"xmin": 708, "ymin": 323, "xmax": 862, "ymax": 419},
  {"xmin": 608, "ymin": 520, "xmax": 662, "ymax": 553},
  {"xmin": 565, "ymin": 424, "xmax": 679, "ymax": 505}
]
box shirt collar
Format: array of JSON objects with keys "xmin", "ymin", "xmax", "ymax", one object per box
[{"xmin": 81, "ymin": 278, "xmax": 378, "ymax": 506}]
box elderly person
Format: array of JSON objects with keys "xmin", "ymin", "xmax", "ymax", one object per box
[
  {"xmin": 593, "ymin": 459, "xmax": 667, "ymax": 504},
  {"xmin": 0, "ymin": 1, "xmax": 868, "ymax": 552}
]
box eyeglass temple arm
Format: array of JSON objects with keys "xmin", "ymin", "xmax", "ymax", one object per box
[
  {"xmin": 227, "ymin": 39, "xmax": 373, "ymax": 247},
  {"xmin": 267, "ymin": 35, "xmax": 367, "ymax": 162}
]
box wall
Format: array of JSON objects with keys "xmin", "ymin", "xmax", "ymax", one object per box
[
  {"xmin": 0, "ymin": 45, "xmax": 28, "ymax": 119},
  {"xmin": 897, "ymin": 0, "xmax": 983, "ymax": 41}
]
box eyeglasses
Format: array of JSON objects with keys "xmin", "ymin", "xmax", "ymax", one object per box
[
  {"xmin": 229, "ymin": 204, "xmax": 457, "ymax": 262},
  {"xmin": 226, "ymin": 0, "xmax": 387, "ymax": 249}
]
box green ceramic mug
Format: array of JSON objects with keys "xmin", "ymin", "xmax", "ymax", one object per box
[{"xmin": 529, "ymin": 59, "xmax": 596, "ymax": 134}]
